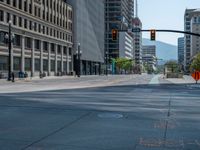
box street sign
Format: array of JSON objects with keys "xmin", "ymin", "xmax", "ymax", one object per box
[
  {"xmin": 192, "ymin": 71, "xmax": 200, "ymax": 83},
  {"xmin": 132, "ymin": 28, "xmax": 141, "ymax": 32}
]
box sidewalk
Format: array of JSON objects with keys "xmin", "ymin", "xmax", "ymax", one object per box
[{"xmin": 0, "ymin": 75, "xmax": 139, "ymax": 94}]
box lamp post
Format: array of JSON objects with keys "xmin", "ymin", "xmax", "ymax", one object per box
[
  {"xmin": 5, "ymin": 20, "xmax": 15, "ymax": 81},
  {"xmin": 76, "ymin": 43, "xmax": 82, "ymax": 77}
]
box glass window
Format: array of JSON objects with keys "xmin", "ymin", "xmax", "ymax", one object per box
[
  {"xmin": 13, "ymin": 34, "xmax": 21, "ymax": 47},
  {"xmin": 25, "ymin": 58, "xmax": 31, "ymax": 71},
  {"xmin": 13, "ymin": 57, "xmax": 21, "ymax": 71},
  {"xmin": 57, "ymin": 61, "xmax": 61, "ymax": 72},
  {"xmin": 51, "ymin": 60, "xmax": 55, "ymax": 71},
  {"xmin": 34, "ymin": 39, "xmax": 40, "ymax": 50},
  {"xmin": 0, "ymin": 10, "xmax": 4, "ymax": 21},
  {"xmin": 0, "ymin": 56, "xmax": 8, "ymax": 71},
  {"xmin": 35, "ymin": 58, "xmax": 40, "ymax": 71},
  {"xmin": 43, "ymin": 59, "xmax": 48, "ymax": 71},
  {"xmin": 18, "ymin": 17, "xmax": 22, "ymax": 27},
  {"xmin": 25, "ymin": 37, "xmax": 32, "ymax": 49}
]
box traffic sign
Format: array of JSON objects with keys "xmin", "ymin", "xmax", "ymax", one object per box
[
  {"xmin": 132, "ymin": 28, "xmax": 141, "ymax": 32},
  {"xmin": 192, "ymin": 71, "xmax": 200, "ymax": 82}
]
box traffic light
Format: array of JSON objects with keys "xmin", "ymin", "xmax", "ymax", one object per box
[
  {"xmin": 150, "ymin": 29, "xmax": 156, "ymax": 41},
  {"xmin": 112, "ymin": 29, "xmax": 118, "ymax": 41}
]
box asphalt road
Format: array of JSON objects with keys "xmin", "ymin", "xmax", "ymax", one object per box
[{"xmin": 0, "ymin": 75, "xmax": 200, "ymax": 150}]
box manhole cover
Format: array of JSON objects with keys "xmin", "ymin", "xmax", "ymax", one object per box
[{"xmin": 98, "ymin": 113, "xmax": 123, "ymax": 119}]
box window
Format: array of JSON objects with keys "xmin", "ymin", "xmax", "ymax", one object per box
[
  {"xmin": 29, "ymin": 3, "xmax": 32, "ymax": 14},
  {"xmin": 13, "ymin": 57, "xmax": 21, "ymax": 71},
  {"xmin": 38, "ymin": 24, "xmax": 41, "ymax": 33},
  {"xmin": 0, "ymin": 56, "xmax": 8, "ymax": 71},
  {"xmin": 24, "ymin": 1, "xmax": 27, "ymax": 12},
  {"xmin": 6, "ymin": 12, "xmax": 10, "ymax": 23},
  {"xmin": 34, "ymin": 39, "xmax": 40, "ymax": 50},
  {"xmin": 34, "ymin": 22, "xmax": 37, "ymax": 31},
  {"xmin": 51, "ymin": 60, "xmax": 55, "ymax": 71},
  {"xmin": 57, "ymin": 45, "xmax": 61, "ymax": 54},
  {"xmin": 6, "ymin": 0, "xmax": 10, "ymax": 5},
  {"xmin": 43, "ymin": 59, "xmax": 48, "ymax": 71},
  {"xmin": 29, "ymin": 21, "xmax": 32, "ymax": 30},
  {"xmin": 57, "ymin": 61, "xmax": 61, "ymax": 72},
  {"xmin": 43, "ymin": 41, "xmax": 48, "ymax": 52},
  {"xmin": 25, "ymin": 37, "xmax": 32, "ymax": 49},
  {"xmin": 43, "ymin": 25, "xmax": 45, "ymax": 34},
  {"xmin": 13, "ymin": 34, "xmax": 21, "ymax": 47},
  {"xmin": 25, "ymin": 58, "xmax": 31, "ymax": 71},
  {"xmin": 24, "ymin": 19, "xmax": 27, "ymax": 28},
  {"xmin": 13, "ymin": 15, "xmax": 16, "ymax": 25},
  {"xmin": 18, "ymin": 0, "xmax": 22, "ymax": 9},
  {"xmin": 0, "ymin": 10, "xmax": 4, "ymax": 21},
  {"xmin": 13, "ymin": 0, "xmax": 16, "ymax": 7},
  {"xmin": 35, "ymin": 59, "xmax": 40, "ymax": 71},
  {"xmin": 18, "ymin": 17, "xmax": 22, "ymax": 27},
  {"xmin": 51, "ymin": 43, "xmax": 55, "ymax": 53},
  {"xmin": 38, "ymin": 8, "xmax": 41, "ymax": 17}
]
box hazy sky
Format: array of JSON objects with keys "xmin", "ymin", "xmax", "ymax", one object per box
[{"xmin": 139, "ymin": 0, "xmax": 200, "ymax": 45}]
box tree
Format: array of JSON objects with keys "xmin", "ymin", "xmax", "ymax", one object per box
[
  {"xmin": 190, "ymin": 53, "xmax": 200, "ymax": 72},
  {"xmin": 165, "ymin": 61, "xmax": 179, "ymax": 73},
  {"xmin": 115, "ymin": 58, "xmax": 134, "ymax": 74}
]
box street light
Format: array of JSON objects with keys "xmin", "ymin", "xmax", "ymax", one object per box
[
  {"xmin": 4, "ymin": 20, "xmax": 15, "ymax": 81},
  {"xmin": 76, "ymin": 43, "xmax": 82, "ymax": 77}
]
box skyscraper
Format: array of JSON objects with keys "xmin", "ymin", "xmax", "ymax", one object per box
[{"xmin": 105, "ymin": 0, "xmax": 134, "ymax": 60}]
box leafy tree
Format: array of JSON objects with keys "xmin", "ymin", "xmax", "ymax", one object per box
[
  {"xmin": 190, "ymin": 53, "xmax": 200, "ymax": 72},
  {"xmin": 165, "ymin": 61, "xmax": 179, "ymax": 73}
]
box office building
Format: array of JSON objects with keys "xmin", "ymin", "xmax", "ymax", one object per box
[
  {"xmin": 105, "ymin": 0, "xmax": 134, "ymax": 60},
  {"xmin": 184, "ymin": 9, "xmax": 200, "ymax": 73},
  {"xmin": 119, "ymin": 32, "xmax": 134, "ymax": 59},
  {"xmin": 68, "ymin": 0, "xmax": 105, "ymax": 75},
  {"xmin": 0, "ymin": 0, "xmax": 73, "ymax": 78},
  {"xmin": 142, "ymin": 45, "xmax": 156, "ymax": 57},
  {"xmin": 178, "ymin": 37, "xmax": 184, "ymax": 65}
]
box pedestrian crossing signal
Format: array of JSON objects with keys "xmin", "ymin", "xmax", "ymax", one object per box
[
  {"xmin": 112, "ymin": 29, "xmax": 118, "ymax": 41},
  {"xmin": 150, "ymin": 30, "xmax": 156, "ymax": 41}
]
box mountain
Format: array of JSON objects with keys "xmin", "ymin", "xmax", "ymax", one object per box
[{"xmin": 142, "ymin": 38, "xmax": 178, "ymax": 61}]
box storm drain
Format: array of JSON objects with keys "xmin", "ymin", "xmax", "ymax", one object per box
[{"xmin": 98, "ymin": 112, "xmax": 123, "ymax": 119}]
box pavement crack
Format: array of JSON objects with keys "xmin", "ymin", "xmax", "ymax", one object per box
[{"xmin": 21, "ymin": 112, "xmax": 91, "ymax": 150}]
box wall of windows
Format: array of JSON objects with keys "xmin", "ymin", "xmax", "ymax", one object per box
[{"xmin": 0, "ymin": 56, "xmax": 8, "ymax": 71}]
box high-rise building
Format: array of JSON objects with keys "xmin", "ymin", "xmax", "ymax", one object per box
[
  {"xmin": 0, "ymin": 0, "xmax": 73, "ymax": 78},
  {"xmin": 105, "ymin": 0, "xmax": 134, "ymax": 60},
  {"xmin": 68, "ymin": 0, "xmax": 105, "ymax": 75},
  {"xmin": 132, "ymin": 17, "xmax": 142, "ymax": 66},
  {"xmin": 142, "ymin": 45, "xmax": 156, "ymax": 57},
  {"xmin": 184, "ymin": 9, "xmax": 200, "ymax": 73},
  {"xmin": 178, "ymin": 37, "xmax": 184, "ymax": 65}
]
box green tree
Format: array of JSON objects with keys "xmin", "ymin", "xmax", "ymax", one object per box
[
  {"xmin": 165, "ymin": 61, "xmax": 179, "ymax": 73},
  {"xmin": 190, "ymin": 53, "xmax": 200, "ymax": 72}
]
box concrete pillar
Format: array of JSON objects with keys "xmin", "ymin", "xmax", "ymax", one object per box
[
  {"xmin": 21, "ymin": 36, "xmax": 25, "ymax": 72},
  {"xmin": 61, "ymin": 46, "xmax": 64, "ymax": 73},
  {"xmin": 31, "ymin": 38, "xmax": 35, "ymax": 77},
  {"xmin": 48, "ymin": 42, "xmax": 51, "ymax": 76},
  {"xmin": 55, "ymin": 44, "xmax": 58, "ymax": 75},
  {"xmin": 40, "ymin": 40, "xmax": 43, "ymax": 72}
]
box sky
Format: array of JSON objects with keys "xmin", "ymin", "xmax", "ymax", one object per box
[{"xmin": 139, "ymin": 0, "xmax": 200, "ymax": 46}]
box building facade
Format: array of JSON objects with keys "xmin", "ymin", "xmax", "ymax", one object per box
[
  {"xmin": 184, "ymin": 9, "xmax": 200, "ymax": 73},
  {"xmin": 178, "ymin": 37, "xmax": 184, "ymax": 66},
  {"xmin": 132, "ymin": 17, "xmax": 142, "ymax": 66},
  {"xmin": 142, "ymin": 45, "xmax": 157, "ymax": 72},
  {"xmin": 105, "ymin": 0, "xmax": 134, "ymax": 60},
  {"xmin": 119, "ymin": 32, "xmax": 134, "ymax": 59},
  {"xmin": 0, "ymin": 0, "xmax": 73, "ymax": 78},
  {"xmin": 142, "ymin": 45, "xmax": 156, "ymax": 57},
  {"xmin": 68, "ymin": 0, "xmax": 105, "ymax": 75}
]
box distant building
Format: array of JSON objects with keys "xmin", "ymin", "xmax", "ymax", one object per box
[
  {"xmin": 132, "ymin": 17, "xmax": 142, "ymax": 67},
  {"xmin": 68, "ymin": 0, "xmax": 105, "ymax": 75},
  {"xmin": 184, "ymin": 9, "xmax": 200, "ymax": 73},
  {"xmin": 178, "ymin": 37, "xmax": 184, "ymax": 65},
  {"xmin": 142, "ymin": 45, "xmax": 157, "ymax": 71},
  {"xmin": 119, "ymin": 32, "xmax": 134, "ymax": 59},
  {"xmin": 142, "ymin": 45, "xmax": 156, "ymax": 57}
]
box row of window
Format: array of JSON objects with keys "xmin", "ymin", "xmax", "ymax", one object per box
[
  {"xmin": 0, "ymin": 32, "xmax": 72, "ymax": 55},
  {"xmin": 0, "ymin": 55, "xmax": 71, "ymax": 72},
  {"xmin": 0, "ymin": 0, "xmax": 73, "ymax": 28},
  {"xmin": 0, "ymin": 10, "xmax": 73, "ymax": 42}
]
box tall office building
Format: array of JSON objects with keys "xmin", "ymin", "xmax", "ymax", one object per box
[
  {"xmin": 184, "ymin": 9, "xmax": 200, "ymax": 73},
  {"xmin": 105, "ymin": 0, "xmax": 134, "ymax": 60},
  {"xmin": 0, "ymin": 0, "xmax": 73, "ymax": 78},
  {"xmin": 178, "ymin": 37, "xmax": 184, "ymax": 65},
  {"xmin": 142, "ymin": 45, "xmax": 156, "ymax": 57},
  {"xmin": 132, "ymin": 17, "xmax": 142, "ymax": 66},
  {"xmin": 68, "ymin": 0, "xmax": 105, "ymax": 75}
]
